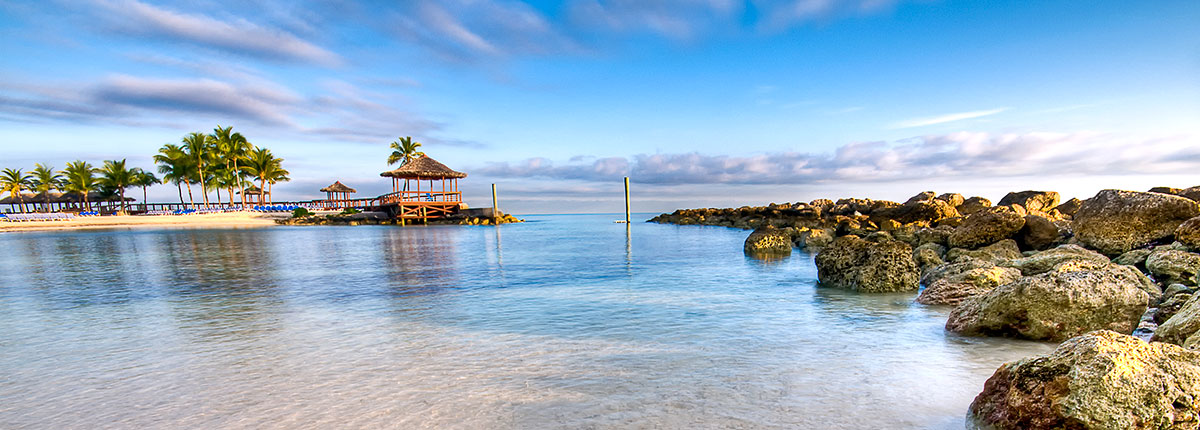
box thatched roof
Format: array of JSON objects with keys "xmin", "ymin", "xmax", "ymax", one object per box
[
  {"xmin": 320, "ymin": 181, "xmax": 357, "ymax": 193},
  {"xmin": 237, "ymin": 186, "xmax": 267, "ymax": 195},
  {"xmin": 0, "ymin": 193, "xmax": 36, "ymax": 204},
  {"xmin": 380, "ymin": 156, "xmax": 467, "ymax": 179}
]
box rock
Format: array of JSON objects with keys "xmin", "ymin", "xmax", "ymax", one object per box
[
  {"xmin": 915, "ymin": 225, "xmax": 954, "ymax": 247},
  {"xmin": 904, "ymin": 191, "xmax": 936, "ymax": 205},
  {"xmin": 1150, "ymin": 186, "xmax": 1183, "ymax": 195},
  {"xmin": 795, "ymin": 228, "xmax": 834, "ymax": 250},
  {"xmin": 1165, "ymin": 284, "xmax": 1195, "ymax": 301},
  {"xmin": 1154, "ymin": 294, "xmax": 1200, "ymax": 346},
  {"xmin": 913, "ymin": 243, "xmax": 946, "ymax": 274},
  {"xmin": 967, "ymin": 330, "xmax": 1200, "ymax": 430},
  {"xmin": 1051, "ymin": 197, "xmax": 1083, "ymax": 217},
  {"xmin": 1179, "ymin": 186, "xmax": 1200, "ymax": 202},
  {"xmin": 916, "ymin": 262, "xmax": 1021, "ymax": 306},
  {"xmin": 877, "ymin": 218, "xmax": 901, "ymax": 231},
  {"xmin": 1147, "ymin": 249, "xmax": 1200, "ymax": 287},
  {"xmin": 957, "ymin": 196, "xmax": 993, "ymax": 216},
  {"xmin": 1157, "ymin": 293, "xmax": 1195, "ymax": 325},
  {"xmin": 1176, "ymin": 216, "xmax": 1200, "ymax": 250},
  {"xmin": 1001, "ymin": 244, "xmax": 1110, "ymax": 276},
  {"xmin": 1017, "ymin": 213, "xmax": 1068, "ymax": 250},
  {"xmin": 946, "ymin": 239, "xmax": 1023, "ymax": 264},
  {"xmin": 1072, "ymin": 189, "xmax": 1200, "ymax": 255},
  {"xmin": 948, "ymin": 206, "xmax": 1027, "ymax": 249},
  {"xmin": 874, "ymin": 199, "xmax": 960, "ymax": 225},
  {"xmin": 744, "ymin": 226, "xmax": 792, "ymax": 255},
  {"xmin": 815, "ymin": 236, "xmax": 919, "ymax": 293},
  {"xmin": 936, "ymin": 192, "xmax": 965, "ymax": 207},
  {"xmin": 1113, "ymin": 248, "xmax": 1153, "ymax": 269},
  {"xmin": 997, "ymin": 190, "xmax": 1061, "ymax": 213},
  {"xmin": 946, "ymin": 260, "xmax": 1152, "ymax": 341}
]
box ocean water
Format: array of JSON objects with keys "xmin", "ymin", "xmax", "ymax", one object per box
[{"xmin": 0, "ymin": 214, "xmax": 1054, "ymax": 429}]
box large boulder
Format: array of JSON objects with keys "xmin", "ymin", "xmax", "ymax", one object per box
[
  {"xmin": 814, "ymin": 236, "xmax": 919, "ymax": 293},
  {"xmin": 1052, "ymin": 197, "xmax": 1084, "ymax": 217},
  {"xmin": 1179, "ymin": 186, "xmax": 1200, "ymax": 202},
  {"xmin": 1155, "ymin": 294, "xmax": 1200, "ymax": 347},
  {"xmin": 1113, "ymin": 248, "xmax": 1153, "ymax": 269},
  {"xmin": 967, "ymin": 330, "xmax": 1200, "ymax": 430},
  {"xmin": 1156, "ymin": 293, "xmax": 1194, "ymax": 325},
  {"xmin": 957, "ymin": 196, "xmax": 993, "ymax": 216},
  {"xmin": 795, "ymin": 228, "xmax": 835, "ymax": 250},
  {"xmin": 936, "ymin": 192, "xmax": 965, "ymax": 207},
  {"xmin": 1176, "ymin": 216, "xmax": 1200, "ymax": 249},
  {"xmin": 916, "ymin": 262, "xmax": 1021, "ymax": 306},
  {"xmin": 1072, "ymin": 189, "xmax": 1200, "ymax": 255},
  {"xmin": 1001, "ymin": 244, "xmax": 1110, "ymax": 276},
  {"xmin": 1017, "ymin": 213, "xmax": 1068, "ymax": 250},
  {"xmin": 904, "ymin": 191, "xmax": 936, "ymax": 205},
  {"xmin": 946, "ymin": 260, "xmax": 1152, "ymax": 341},
  {"xmin": 912, "ymin": 242, "xmax": 946, "ymax": 274},
  {"xmin": 998, "ymin": 190, "xmax": 1061, "ymax": 213},
  {"xmin": 874, "ymin": 199, "xmax": 960, "ymax": 225},
  {"xmin": 949, "ymin": 206, "xmax": 1027, "ymax": 249},
  {"xmin": 946, "ymin": 239, "xmax": 1022, "ymax": 264},
  {"xmin": 744, "ymin": 226, "xmax": 792, "ymax": 255},
  {"xmin": 1147, "ymin": 249, "xmax": 1200, "ymax": 287}
]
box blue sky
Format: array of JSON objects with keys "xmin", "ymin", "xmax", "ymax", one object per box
[{"xmin": 1, "ymin": 0, "xmax": 1198, "ymax": 213}]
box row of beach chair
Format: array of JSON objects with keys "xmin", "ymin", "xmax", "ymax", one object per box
[
  {"xmin": 252, "ymin": 205, "xmax": 307, "ymax": 212},
  {"xmin": 0, "ymin": 213, "xmax": 77, "ymax": 222}
]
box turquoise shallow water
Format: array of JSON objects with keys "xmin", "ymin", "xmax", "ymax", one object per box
[{"xmin": 0, "ymin": 214, "xmax": 1054, "ymax": 429}]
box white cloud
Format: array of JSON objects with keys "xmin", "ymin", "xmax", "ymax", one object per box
[
  {"xmin": 474, "ymin": 131, "xmax": 1200, "ymax": 185},
  {"xmin": 891, "ymin": 108, "xmax": 1008, "ymax": 129},
  {"xmin": 92, "ymin": 0, "xmax": 341, "ymax": 66}
]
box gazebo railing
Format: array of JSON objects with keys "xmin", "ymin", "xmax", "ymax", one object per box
[{"xmin": 377, "ymin": 191, "xmax": 462, "ymax": 205}]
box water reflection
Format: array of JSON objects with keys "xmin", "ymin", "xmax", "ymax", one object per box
[{"xmin": 0, "ymin": 217, "xmax": 1057, "ymax": 429}]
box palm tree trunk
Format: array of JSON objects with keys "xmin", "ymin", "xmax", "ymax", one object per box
[
  {"xmin": 197, "ymin": 154, "xmax": 209, "ymax": 208},
  {"xmin": 119, "ymin": 189, "xmax": 127, "ymax": 214},
  {"xmin": 268, "ymin": 182, "xmax": 274, "ymax": 204},
  {"xmin": 177, "ymin": 183, "xmax": 184, "ymax": 204},
  {"xmin": 142, "ymin": 186, "xmax": 148, "ymax": 210},
  {"xmin": 234, "ymin": 159, "xmax": 246, "ymax": 206},
  {"xmin": 84, "ymin": 195, "xmax": 91, "ymax": 212}
]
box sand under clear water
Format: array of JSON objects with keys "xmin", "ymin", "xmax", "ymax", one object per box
[{"xmin": 0, "ymin": 214, "xmax": 1055, "ymax": 429}]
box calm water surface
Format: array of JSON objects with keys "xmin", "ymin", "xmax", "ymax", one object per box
[{"xmin": 0, "ymin": 214, "xmax": 1054, "ymax": 429}]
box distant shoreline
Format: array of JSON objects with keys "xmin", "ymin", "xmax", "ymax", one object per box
[{"xmin": 0, "ymin": 212, "xmax": 289, "ymax": 233}]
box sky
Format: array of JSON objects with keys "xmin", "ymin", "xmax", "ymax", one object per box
[{"xmin": 1, "ymin": 0, "xmax": 1199, "ymax": 214}]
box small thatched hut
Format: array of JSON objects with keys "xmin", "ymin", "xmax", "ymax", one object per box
[
  {"xmin": 320, "ymin": 181, "xmax": 357, "ymax": 206},
  {"xmin": 379, "ymin": 156, "xmax": 466, "ymax": 202},
  {"xmin": 236, "ymin": 185, "xmax": 269, "ymax": 205}
]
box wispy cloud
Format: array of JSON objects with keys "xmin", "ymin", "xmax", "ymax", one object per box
[
  {"xmin": 891, "ymin": 108, "xmax": 1008, "ymax": 129},
  {"xmin": 386, "ymin": 0, "xmax": 581, "ymax": 63},
  {"xmin": 91, "ymin": 0, "xmax": 341, "ymax": 66},
  {"xmin": 475, "ymin": 132, "xmax": 1200, "ymax": 185}
]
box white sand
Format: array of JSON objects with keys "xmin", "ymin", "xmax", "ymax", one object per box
[{"xmin": 0, "ymin": 212, "xmax": 290, "ymax": 233}]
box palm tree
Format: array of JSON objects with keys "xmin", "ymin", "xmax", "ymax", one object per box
[
  {"xmin": 0, "ymin": 168, "xmax": 33, "ymax": 213},
  {"xmin": 243, "ymin": 147, "xmax": 289, "ymax": 204},
  {"xmin": 181, "ymin": 132, "xmax": 212, "ymax": 207},
  {"xmin": 131, "ymin": 168, "xmax": 159, "ymax": 210},
  {"xmin": 388, "ymin": 136, "xmax": 425, "ymax": 192},
  {"xmin": 210, "ymin": 125, "xmax": 252, "ymax": 206},
  {"xmin": 154, "ymin": 143, "xmax": 194, "ymax": 206},
  {"xmin": 62, "ymin": 161, "xmax": 98, "ymax": 212},
  {"xmin": 97, "ymin": 159, "xmax": 135, "ymax": 214},
  {"xmin": 388, "ymin": 136, "xmax": 425, "ymax": 166},
  {"xmin": 31, "ymin": 163, "xmax": 64, "ymax": 212}
]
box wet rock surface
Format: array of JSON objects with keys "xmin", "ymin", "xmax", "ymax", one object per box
[{"xmin": 968, "ymin": 330, "xmax": 1200, "ymax": 430}]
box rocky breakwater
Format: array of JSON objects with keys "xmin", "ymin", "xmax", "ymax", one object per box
[{"xmin": 656, "ymin": 186, "xmax": 1200, "ymax": 424}]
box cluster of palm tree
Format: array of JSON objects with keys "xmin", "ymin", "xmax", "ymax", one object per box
[
  {"xmin": 154, "ymin": 125, "xmax": 290, "ymax": 208},
  {"xmin": 0, "ymin": 125, "xmax": 290, "ymax": 214},
  {"xmin": 0, "ymin": 160, "xmax": 157, "ymax": 214},
  {"xmin": 388, "ymin": 136, "xmax": 425, "ymax": 192}
]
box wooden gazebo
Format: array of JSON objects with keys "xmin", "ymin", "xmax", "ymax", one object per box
[
  {"xmin": 378, "ymin": 156, "xmax": 466, "ymax": 219},
  {"xmin": 320, "ymin": 181, "xmax": 357, "ymax": 209},
  {"xmin": 238, "ymin": 186, "xmax": 268, "ymax": 205}
]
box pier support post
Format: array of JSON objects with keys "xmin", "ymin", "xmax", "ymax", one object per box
[
  {"xmin": 624, "ymin": 177, "xmax": 630, "ymax": 224},
  {"xmin": 492, "ymin": 183, "xmax": 499, "ymax": 219}
]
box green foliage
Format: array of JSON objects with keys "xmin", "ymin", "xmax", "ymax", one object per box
[
  {"xmin": 341, "ymin": 207, "xmax": 361, "ymax": 215},
  {"xmin": 292, "ymin": 207, "xmax": 312, "ymax": 218},
  {"xmin": 387, "ymin": 136, "xmax": 425, "ymax": 166}
]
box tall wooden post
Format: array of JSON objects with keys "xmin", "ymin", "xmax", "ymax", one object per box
[
  {"xmin": 491, "ymin": 183, "xmax": 499, "ymax": 219},
  {"xmin": 624, "ymin": 177, "xmax": 630, "ymax": 223}
]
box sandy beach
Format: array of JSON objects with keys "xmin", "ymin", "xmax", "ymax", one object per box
[{"xmin": 0, "ymin": 212, "xmax": 290, "ymax": 233}]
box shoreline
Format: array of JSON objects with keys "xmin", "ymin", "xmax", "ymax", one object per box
[{"xmin": 0, "ymin": 212, "xmax": 290, "ymax": 233}]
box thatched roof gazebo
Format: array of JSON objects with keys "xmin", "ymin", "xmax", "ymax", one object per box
[
  {"xmin": 237, "ymin": 185, "xmax": 268, "ymax": 205},
  {"xmin": 379, "ymin": 156, "xmax": 466, "ymax": 203},
  {"xmin": 319, "ymin": 181, "xmax": 357, "ymax": 209}
]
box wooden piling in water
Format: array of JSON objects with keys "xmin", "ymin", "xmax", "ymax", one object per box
[
  {"xmin": 624, "ymin": 177, "xmax": 630, "ymax": 223},
  {"xmin": 492, "ymin": 183, "xmax": 499, "ymax": 219}
]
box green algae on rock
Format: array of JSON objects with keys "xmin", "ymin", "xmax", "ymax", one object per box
[{"xmin": 814, "ymin": 236, "xmax": 919, "ymax": 293}]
